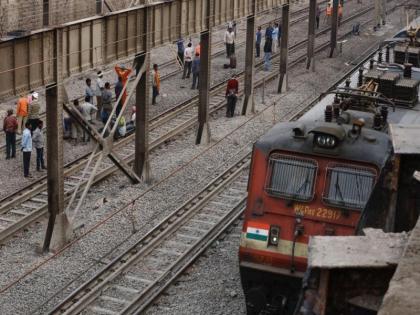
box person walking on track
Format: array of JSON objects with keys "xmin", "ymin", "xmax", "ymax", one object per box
[
  {"xmin": 152, "ymin": 64, "xmax": 161, "ymax": 105},
  {"xmin": 256, "ymin": 26, "xmax": 262, "ymax": 58},
  {"xmin": 264, "ymin": 36, "xmax": 273, "ymax": 71},
  {"xmin": 226, "ymin": 74, "xmax": 239, "ymax": 118},
  {"xmin": 3, "ymin": 109, "xmax": 18, "ymax": 160},
  {"xmin": 16, "ymin": 94, "xmax": 30, "ymax": 134},
  {"xmin": 115, "ymin": 64, "xmax": 132, "ymax": 108},
  {"xmin": 27, "ymin": 92, "xmax": 40, "ymax": 131},
  {"xmin": 183, "ymin": 42, "xmax": 194, "ymax": 79},
  {"xmin": 177, "ymin": 37, "xmax": 185, "ymax": 66},
  {"xmin": 191, "ymin": 53, "xmax": 200, "ymax": 90},
  {"xmin": 224, "ymin": 27, "xmax": 235, "ymax": 58},
  {"xmin": 32, "ymin": 120, "xmax": 46, "ymax": 171},
  {"xmin": 21, "ymin": 121, "xmax": 32, "ymax": 178},
  {"xmin": 95, "ymin": 71, "xmax": 105, "ymax": 120}
]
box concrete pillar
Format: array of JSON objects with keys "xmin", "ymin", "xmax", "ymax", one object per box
[
  {"xmin": 306, "ymin": 0, "xmax": 317, "ymax": 71},
  {"xmin": 43, "ymin": 29, "xmax": 69, "ymax": 252},
  {"xmin": 278, "ymin": 3, "xmax": 290, "ymax": 94},
  {"xmin": 242, "ymin": 1, "xmax": 257, "ymax": 115},
  {"xmin": 134, "ymin": 7, "xmax": 151, "ymax": 182},
  {"xmin": 196, "ymin": 0, "xmax": 213, "ymax": 145},
  {"xmin": 96, "ymin": 0, "xmax": 103, "ymax": 14},
  {"xmin": 329, "ymin": 0, "xmax": 339, "ymax": 58}
]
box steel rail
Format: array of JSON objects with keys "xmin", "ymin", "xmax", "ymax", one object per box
[
  {"xmin": 0, "ymin": 2, "xmax": 382, "ymax": 243},
  {"xmin": 48, "ymin": 153, "xmax": 250, "ymax": 314}
]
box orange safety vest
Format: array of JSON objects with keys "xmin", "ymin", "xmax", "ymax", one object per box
[
  {"xmin": 153, "ymin": 70, "xmax": 161, "ymax": 91},
  {"xmin": 16, "ymin": 97, "xmax": 29, "ymax": 117},
  {"xmin": 326, "ymin": 6, "xmax": 332, "ymax": 16},
  {"xmin": 195, "ymin": 44, "xmax": 201, "ymax": 56},
  {"xmin": 115, "ymin": 65, "xmax": 132, "ymax": 104}
]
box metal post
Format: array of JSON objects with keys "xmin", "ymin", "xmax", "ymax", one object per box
[
  {"xmin": 242, "ymin": 0, "xmax": 256, "ymax": 115},
  {"xmin": 134, "ymin": 7, "xmax": 151, "ymax": 182},
  {"xmin": 43, "ymin": 29, "xmax": 68, "ymax": 252},
  {"xmin": 134, "ymin": 53, "xmax": 151, "ymax": 182},
  {"xmin": 329, "ymin": 0, "xmax": 339, "ymax": 58},
  {"xmin": 196, "ymin": 0, "xmax": 213, "ymax": 145},
  {"xmin": 278, "ymin": 3, "xmax": 290, "ymax": 93},
  {"xmin": 306, "ymin": 0, "xmax": 317, "ymax": 71}
]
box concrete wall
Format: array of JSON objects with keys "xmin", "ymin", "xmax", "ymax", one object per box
[{"xmin": 0, "ymin": 0, "xmax": 98, "ymax": 35}]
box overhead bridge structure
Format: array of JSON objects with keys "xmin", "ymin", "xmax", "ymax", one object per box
[{"xmin": 0, "ymin": 0, "xmax": 284, "ymax": 98}]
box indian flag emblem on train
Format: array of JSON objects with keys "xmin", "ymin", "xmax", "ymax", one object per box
[{"xmin": 246, "ymin": 222, "xmax": 270, "ymax": 242}]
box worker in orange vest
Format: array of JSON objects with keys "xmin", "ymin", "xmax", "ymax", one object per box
[
  {"xmin": 326, "ymin": 3, "xmax": 332, "ymax": 25},
  {"xmin": 338, "ymin": 3, "xmax": 343, "ymax": 25},
  {"xmin": 195, "ymin": 42, "xmax": 201, "ymax": 56},
  {"xmin": 16, "ymin": 94, "xmax": 30, "ymax": 134},
  {"xmin": 151, "ymin": 64, "xmax": 161, "ymax": 105},
  {"xmin": 114, "ymin": 65, "xmax": 132, "ymax": 109}
]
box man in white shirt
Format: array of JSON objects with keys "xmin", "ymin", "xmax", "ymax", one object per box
[
  {"xmin": 75, "ymin": 97, "xmax": 98, "ymax": 142},
  {"xmin": 224, "ymin": 27, "xmax": 235, "ymax": 58},
  {"xmin": 182, "ymin": 42, "xmax": 194, "ymax": 79},
  {"xmin": 272, "ymin": 23, "xmax": 279, "ymax": 53}
]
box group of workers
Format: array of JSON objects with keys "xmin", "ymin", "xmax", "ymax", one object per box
[
  {"xmin": 256, "ymin": 22, "xmax": 282, "ymax": 72},
  {"xmin": 3, "ymin": 19, "xmax": 255, "ymax": 177},
  {"xmin": 3, "ymin": 90, "xmax": 45, "ymax": 177},
  {"xmin": 177, "ymin": 38, "xmax": 202, "ymax": 89},
  {"xmin": 325, "ymin": 1, "xmax": 344, "ymax": 25},
  {"xmin": 65, "ymin": 62, "xmax": 161, "ymax": 143}
]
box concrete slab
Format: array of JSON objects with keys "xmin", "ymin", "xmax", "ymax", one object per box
[
  {"xmin": 308, "ymin": 228, "xmax": 408, "ymax": 269},
  {"xmin": 389, "ymin": 124, "xmax": 420, "ymax": 154}
]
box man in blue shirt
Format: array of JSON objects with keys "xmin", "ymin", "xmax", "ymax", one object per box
[
  {"xmin": 255, "ymin": 26, "xmax": 262, "ymax": 58},
  {"xmin": 191, "ymin": 53, "xmax": 200, "ymax": 90},
  {"xmin": 265, "ymin": 23, "xmax": 273, "ymax": 39},
  {"xmin": 21, "ymin": 121, "xmax": 32, "ymax": 178},
  {"xmin": 177, "ymin": 38, "xmax": 185, "ymax": 66}
]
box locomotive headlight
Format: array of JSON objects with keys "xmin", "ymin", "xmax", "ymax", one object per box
[
  {"xmin": 315, "ymin": 134, "xmax": 337, "ymax": 148},
  {"xmin": 268, "ymin": 225, "xmax": 280, "ymax": 247}
]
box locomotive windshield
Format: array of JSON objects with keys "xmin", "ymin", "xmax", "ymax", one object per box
[
  {"xmin": 265, "ymin": 154, "xmax": 317, "ymax": 202},
  {"xmin": 323, "ymin": 164, "xmax": 377, "ymax": 210}
]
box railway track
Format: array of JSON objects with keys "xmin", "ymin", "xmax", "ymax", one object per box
[
  {"xmin": 0, "ymin": 0, "xmax": 328, "ymax": 152},
  {"xmin": 0, "ymin": 1, "xmax": 383, "ymax": 243},
  {"xmin": 49, "ymin": 154, "xmax": 250, "ymax": 314}
]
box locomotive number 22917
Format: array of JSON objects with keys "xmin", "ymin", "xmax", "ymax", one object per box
[{"xmin": 294, "ymin": 204, "xmax": 341, "ymax": 221}]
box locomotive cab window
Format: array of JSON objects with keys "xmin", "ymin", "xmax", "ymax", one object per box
[
  {"xmin": 323, "ymin": 164, "xmax": 377, "ymax": 210},
  {"xmin": 265, "ymin": 154, "xmax": 318, "ymax": 202}
]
